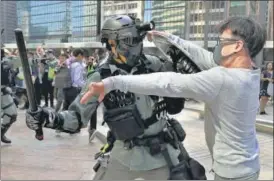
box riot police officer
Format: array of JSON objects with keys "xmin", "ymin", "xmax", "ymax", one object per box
[
  {"xmin": 1, "ymin": 48, "xmax": 18, "ymax": 144},
  {"xmin": 25, "ymin": 15, "xmax": 206, "ymax": 180}
]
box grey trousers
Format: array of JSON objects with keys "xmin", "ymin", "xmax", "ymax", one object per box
[
  {"xmin": 1, "ymin": 91, "xmax": 17, "ymax": 126},
  {"xmin": 214, "ymin": 171, "xmax": 260, "ymax": 180},
  {"xmin": 93, "ymin": 157, "xmax": 170, "ymax": 180}
]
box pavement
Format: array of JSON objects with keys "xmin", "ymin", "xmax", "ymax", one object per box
[
  {"xmin": 185, "ymin": 100, "xmax": 273, "ymax": 120},
  {"xmin": 1, "ymin": 104, "xmax": 273, "ymax": 180},
  {"xmin": 256, "ymin": 102, "xmax": 273, "ymax": 123},
  {"xmin": 1, "ymin": 110, "xmax": 100, "ymax": 180}
]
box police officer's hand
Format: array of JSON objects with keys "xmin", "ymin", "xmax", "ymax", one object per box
[
  {"xmin": 26, "ymin": 107, "xmax": 57, "ymax": 141},
  {"xmin": 80, "ymin": 82, "xmax": 105, "ymax": 104},
  {"xmin": 26, "ymin": 107, "xmax": 45, "ymax": 140}
]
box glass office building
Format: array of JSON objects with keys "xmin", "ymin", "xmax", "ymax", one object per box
[
  {"xmin": 16, "ymin": 1, "xmax": 98, "ymax": 43},
  {"xmin": 187, "ymin": 1, "xmax": 226, "ymax": 41},
  {"xmin": 144, "ymin": 0, "xmax": 185, "ymax": 37},
  {"xmin": 71, "ymin": 1, "xmax": 97, "ymax": 42},
  {"xmin": 0, "ymin": 1, "xmax": 18, "ymax": 44}
]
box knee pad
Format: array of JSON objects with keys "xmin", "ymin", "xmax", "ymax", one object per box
[
  {"xmin": 10, "ymin": 115, "xmax": 17, "ymax": 123},
  {"xmin": 1, "ymin": 114, "xmax": 17, "ymax": 126},
  {"xmin": 1, "ymin": 87, "xmax": 12, "ymax": 95}
]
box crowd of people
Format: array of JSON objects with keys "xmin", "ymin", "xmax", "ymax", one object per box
[{"xmin": 3, "ymin": 45, "xmax": 106, "ymax": 139}]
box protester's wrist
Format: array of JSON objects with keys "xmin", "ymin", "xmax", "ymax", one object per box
[{"xmin": 102, "ymin": 78, "xmax": 114, "ymax": 94}]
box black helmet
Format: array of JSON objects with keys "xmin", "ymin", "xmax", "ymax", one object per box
[{"xmin": 101, "ymin": 15, "xmax": 155, "ymax": 67}]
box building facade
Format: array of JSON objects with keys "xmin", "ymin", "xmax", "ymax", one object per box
[
  {"xmin": 267, "ymin": 0, "xmax": 273, "ymax": 41},
  {"xmin": 185, "ymin": 1, "xmax": 226, "ymax": 42},
  {"xmin": 144, "ymin": 0, "xmax": 185, "ymax": 37},
  {"xmin": 102, "ymin": 1, "xmax": 143, "ymax": 21},
  {"xmin": 71, "ymin": 1, "xmax": 98, "ymax": 42},
  {"xmin": 16, "ymin": 1, "xmax": 99, "ymax": 43},
  {"xmin": 0, "ymin": 1, "xmax": 18, "ymax": 44}
]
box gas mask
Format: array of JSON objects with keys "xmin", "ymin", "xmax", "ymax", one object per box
[{"xmin": 110, "ymin": 38, "xmax": 142, "ymax": 67}]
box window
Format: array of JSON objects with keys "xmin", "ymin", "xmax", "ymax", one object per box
[
  {"xmin": 128, "ymin": 13, "xmax": 137, "ymax": 18},
  {"xmin": 190, "ymin": 26, "xmax": 194, "ymax": 33},
  {"xmin": 198, "ymin": 14, "xmax": 203, "ymax": 21},
  {"xmin": 194, "ymin": 14, "xmax": 198, "ymax": 21},
  {"xmin": 128, "ymin": 3, "xmax": 137, "ymax": 9},
  {"xmin": 198, "ymin": 2, "xmax": 203, "ymax": 9},
  {"xmin": 128, "ymin": 4, "xmax": 132, "ymax": 9}
]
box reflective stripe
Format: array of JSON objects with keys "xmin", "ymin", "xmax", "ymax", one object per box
[{"xmin": 2, "ymin": 102, "xmax": 14, "ymax": 110}]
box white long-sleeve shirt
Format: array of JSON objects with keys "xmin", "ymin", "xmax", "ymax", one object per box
[{"xmin": 102, "ymin": 66, "xmax": 261, "ymax": 178}]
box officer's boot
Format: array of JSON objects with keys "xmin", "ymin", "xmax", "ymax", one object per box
[{"xmin": 1, "ymin": 124, "xmax": 12, "ymax": 144}]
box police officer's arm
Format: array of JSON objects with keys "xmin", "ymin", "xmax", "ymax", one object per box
[
  {"xmin": 103, "ymin": 68, "xmax": 223, "ymax": 104},
  {"xmin": 143, "ymin": 54, "xmax": 174, "ymax": 72},
  {"xmin": 49, "ymin": 71, "xmax": 101, "ymax": 133}
]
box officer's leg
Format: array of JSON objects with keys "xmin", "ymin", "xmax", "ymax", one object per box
[
  {"xmin": 92, "ymin": 165, "xmax": 107, "ymax": 180},
  {"xmin": 89, "ymin": 111, "xmax": 97, "ymax": 143},
  {"xmin": 93, "ymin": 157, "xmax": 170, "ymax": 180},
  {"xmin": 132, "ymin": 166, "xmax": 169, "ymax": 180},
  {"xmin": 93, "ymin": 157, "xmax": 132, "ymax": 180},
  {"xmin": 1, "ymin": 93, "xmax": 17, "ymax": 144}
]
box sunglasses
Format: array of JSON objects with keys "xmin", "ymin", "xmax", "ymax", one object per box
[{"xmin": 216, "ymin": 37, "xmax": 242, "ymax": 45}]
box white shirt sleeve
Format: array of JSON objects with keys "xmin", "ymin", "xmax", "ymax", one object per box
[{"xmin": 103, "ymin": 67, "xmax": 224, "ymax": 103}]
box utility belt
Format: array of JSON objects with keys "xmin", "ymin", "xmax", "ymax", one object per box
[{"xmin": 123, "ymin": 119, "xmax": 207, "ymax": 180}]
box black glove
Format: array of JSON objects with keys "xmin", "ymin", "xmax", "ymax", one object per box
[
  {"xmin": 164, "ymin": 97, "xmax": 185, "ymax": 115},
  {"xmin": 26, "ymin": 107, "xmax": 62, "ymax": 140}
]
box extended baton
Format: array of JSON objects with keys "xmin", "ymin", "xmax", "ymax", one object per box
[{"xmin": 14, "ymin": 28, "xmax": 44, "ymax": 140}]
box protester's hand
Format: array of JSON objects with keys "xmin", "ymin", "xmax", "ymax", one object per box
[
  {"xmin": 147, "ymin": 31, "xmax": 154, "ymax": 42},
  {"xmin": 147, "ymin": 30, "xmax": 168, "ymax": 42},
  {"xmin": 80, "ymin": 82, "xmax": 105, "ymax": 104}
]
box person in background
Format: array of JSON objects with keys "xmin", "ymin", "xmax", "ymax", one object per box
[
  {"xmin": 36, "ymin": 45, "xmax": 45, "ymax": 58},
  {"xmin": 259, "ymin": 62, "xmax": 273, "ymax": 114},
  {"xmin": 41, "ymin": 49, "xmax": 57, "ymax": 108},
  {"xmin": 86, "ymin": 56, "xmax": 95, "ymax": 75},
  {"xmin": 85, "ymin": 55, "xmax": 98, "ymax": 142},
  {"xmin": 92, "ymin": 49, "xmax": 100, "ymax": 65},
  {"xmin": 62, "ymin": 48, "xmax": 85, "ymax": 110},
  {"xmin": 66, "ymin": 46, "xmax": 74, "ymax": 57},
  {"xmin": 53, "ymin": 53, "xmax": 72, "ymax": 112}
]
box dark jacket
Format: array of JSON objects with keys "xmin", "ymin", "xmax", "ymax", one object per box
[{"xmin": 54, "ymin": 64, "xmax": 72, "ymax": 89}]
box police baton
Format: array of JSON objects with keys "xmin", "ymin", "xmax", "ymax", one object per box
[{"xmin": 14, "ymin": 28, "xmax": 44, "ymax": 140}]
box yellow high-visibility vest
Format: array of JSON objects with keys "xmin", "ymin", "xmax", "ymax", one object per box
[{"xmin": 48, "ymin": 67, "xmax": 55, "ymax": 80}]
